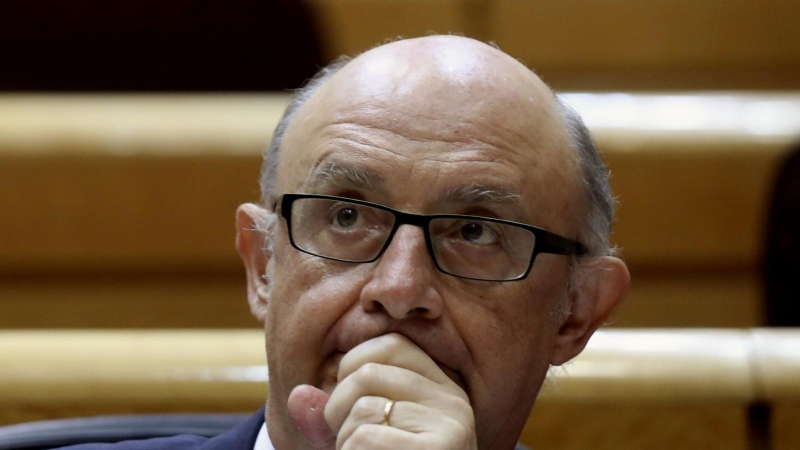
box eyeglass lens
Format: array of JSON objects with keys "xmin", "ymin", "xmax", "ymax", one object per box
[{"xmin": 289, "ymin": 197, "xmax": 537, "ymax": 281}]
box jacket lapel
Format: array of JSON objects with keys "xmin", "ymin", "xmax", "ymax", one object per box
[{"xmin": 199, "ymin": 408, "xmax": 265, "ymax": 450}]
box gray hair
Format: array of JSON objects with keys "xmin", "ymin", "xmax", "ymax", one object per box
[
  {"xmin": 259, "ymin": 56, "xmax": 615, "ymax": 258},
  {"xmin": 558, "ymin": 100, "xmax": 615, "ymax": 257},
  {"xmin": 260, "ymin": 55, "xmax": 352, "ymax": 207}
]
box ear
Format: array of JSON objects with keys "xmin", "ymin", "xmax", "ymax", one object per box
[
  {"xmin": 549, "ymin": 256, "xmax": 630, "ymax": 366},
  {"xmin": 235, "ymin": 203, "xmax": 273, "ymax": 325}
]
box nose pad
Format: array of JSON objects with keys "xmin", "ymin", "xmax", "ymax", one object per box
[{"xmin": 359, "ymin": 225, "xmax": 444, "ymax": 320}]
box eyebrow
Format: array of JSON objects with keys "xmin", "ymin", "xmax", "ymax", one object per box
[
  {"xmin": 306, "ymin": 162, "xmax": 525, "ymax": 219},
  {"xmin": 442, "ymin": 184, "xmax": 526, "ymax": 220},
  {"xmin": 306, "ymin": 161, "xmax": 386, "ymax": 193}
]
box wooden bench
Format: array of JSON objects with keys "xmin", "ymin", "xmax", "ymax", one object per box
[
  {"xmin": 3, "ymin": 329, "xmax": 798, "ymax": 449},
  {"xmin": 304, "ymin": 0, "xmax": 800, "ymax": 90},
  {"xmin": 752, "ymin": 330, "xmax": 800, "ymax": 450},
  {"xmin": 1, "ymin": 93, "xmax": 798, "ymax": 328}
]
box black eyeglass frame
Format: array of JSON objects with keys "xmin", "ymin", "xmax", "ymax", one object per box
[{"xmin": 276, "ymin": 193, "xmax": 587, "ymax": 282}]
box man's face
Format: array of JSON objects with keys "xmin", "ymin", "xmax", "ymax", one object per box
[{"xmin": 260, "ymin": 37, "xmax": 585, "ymax": 448}]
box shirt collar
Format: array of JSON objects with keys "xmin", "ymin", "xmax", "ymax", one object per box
[{"xmin": 253, "ymin": 423, "xmax": 275, "ymax": 450}]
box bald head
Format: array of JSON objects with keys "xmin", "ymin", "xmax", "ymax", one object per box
[
  {"xmin": 304, "ymin": 37, "xmax": 572, "ymax": 159},
  {"xmin": 312, "ymin": 36, "xmax": 560, "ymax": 116},
  {"xmin": 262, "ymin": 35, "xmax": 611, "ymax": 255}
]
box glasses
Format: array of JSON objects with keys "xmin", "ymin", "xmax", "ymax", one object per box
[{"xmin": 276, "ymin": 194, "xmax": 586, "ymax": 282}]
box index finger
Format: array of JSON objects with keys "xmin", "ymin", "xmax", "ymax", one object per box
[{"xmin": 336, "ymin": 333, "xmax": 461, "ymax": 391}]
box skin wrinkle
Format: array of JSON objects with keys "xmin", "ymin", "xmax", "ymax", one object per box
[
  {"xmin": 440, "ymin": 184, "xmax": 523, "ymax": 217},
  {"xmin": 323, "ymin": 58, "xmax": 545, "ymax": 148},
  {"xmin": 307, "ymin": 128, "xmax": 416, "ymax": 167},
  {"xmin": 293, "ymin": 138, "xmax": 570, "ymax": 236},
  {"xmin": 330, "ymin": 110, "xmax": 536, "ymax": 158},
  {"xmin": 309, "ymin": 161, "xmax": 387, "ymax": 194},
  {"xmin": 332, "ymin": 119, "xmax": 480, "ymax": 147},
  {"xmin": 305, "ymin": 113, "xmax": 578, "ymax": 235},
  {"xmin": 306, "ymin": 144, "xmax": 528, "ymax": 207},
  {"xmin": 326, "ymin": 151, "xmax": 528, "ymax": 215},
  {"xmin": 326, "ymin": 115, "xmax": 498, "ymax": 159},
  {"xmin": 329, "ymin": 134, "xmax": 403, "ymax": 157},
  {"xmin": 308, "ymin": 161, "xmax": 525, "ymax": 221},
  {"xmin": 292, "ymin": 112, "xmax": 532, "ymax": 186}
]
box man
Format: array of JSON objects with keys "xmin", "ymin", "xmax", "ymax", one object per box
[{"xmin": 62, "ymin": 35, "xmax": 629, "ymax": 450}]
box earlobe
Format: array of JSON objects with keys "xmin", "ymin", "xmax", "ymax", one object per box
[
  {"xmin": 549, "ymin": 256, "xmax": 630, "ymax": 366},
  {"xmin": 235, "ymin": 203, "xmax": 274, "ymax": 325}
]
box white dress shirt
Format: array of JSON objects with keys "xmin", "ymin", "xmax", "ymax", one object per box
[{"xmin": 253, "ymin": 423, "xmax": 275, "ymax": 450}]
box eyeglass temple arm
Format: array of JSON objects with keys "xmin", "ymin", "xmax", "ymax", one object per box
[{"xmin": 540, "ymin": 232, "xmax": 587, "ymax": 256}]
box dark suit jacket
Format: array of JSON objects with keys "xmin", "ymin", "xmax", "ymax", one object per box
[
  {"xmin": 56, "ymin": 408, "xmax": 265, "ymax": 450},
  {"xmin": 55, "ymin": 407, "xmax": 531, "ymax": 450}
]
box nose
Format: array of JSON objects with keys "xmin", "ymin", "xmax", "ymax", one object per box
[{"xmin": 359, "ymin": 224, "xmax": 444, "ymax": 320}]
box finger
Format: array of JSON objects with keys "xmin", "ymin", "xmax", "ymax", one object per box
[
  {"xmin": 334, "ymin": 396, "xmax": 386, "ymax": 450},
  {"xmin": 337, "ymin": 333, "xmax": 461, "ymax": 391},
  {"xmin": 288, "ymin": 384, "xmax": 337, "ymax": 450},
  {"xmin": 339, "ymin": 423, "xmax": 424, "ymax": 450},
  {"xmin": 340, "ymin": 405, "xmax": 474, "ymax": 450},
  {"xmin": 325, "ymin": 363, "xmax": 472, "ymax": 433},
  {"xmin": 337, "ymin": 398, "xmax": 444, "ymax": 448}
]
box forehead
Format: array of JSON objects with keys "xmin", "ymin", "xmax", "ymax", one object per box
[
  {"xmin": 276, "ymin": 38, "xmax": 582, "ymax": 230},
  {"xmin": 310, "ymin": 41, "xmax": 563, "ymax": 146}
]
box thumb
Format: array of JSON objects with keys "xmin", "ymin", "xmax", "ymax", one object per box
[{"xmin": 288, "ymin": 384, "xmax": 336, "ymax": 449}]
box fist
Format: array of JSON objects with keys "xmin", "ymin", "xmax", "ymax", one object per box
[{"xmin": 288, "ymin": 333, "xmax": 477, "ymax": 450}]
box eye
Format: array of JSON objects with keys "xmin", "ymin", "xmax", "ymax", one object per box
[
  {"xmin": 460, "ymin": 222, "xmax": 497, "ymax": 244},
  {"xmin": 335, "ymin": 207, "xmax": 359, "ymax": 227}
]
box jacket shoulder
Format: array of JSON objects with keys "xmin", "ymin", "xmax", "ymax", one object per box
[{"xmin": 56, "ymin": 435, "xmax": 208, "ymax": 450}]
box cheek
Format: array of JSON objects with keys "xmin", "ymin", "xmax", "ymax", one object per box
[
  {"xmin": 265, "ymin": 245, "xmax": 366, "ymax": 384},
  {"xmin": 468, "ymin": 288, "xmax": 558, "ymax": 375},
  {"xmin": 458, "ymin": 268, "xmax": 567, "ymax": 417}
]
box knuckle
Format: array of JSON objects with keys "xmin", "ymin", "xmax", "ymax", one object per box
[
  {"xmin": 436, "ymin": 407, "xmax": 476, "ymax": 449},
  {"xmin": 453, "ymin": 396, "xmax": 474, "ymax": 414},
  {"xmin": 353, "ymin": 362, "xmax": 383, "ymax": 385},
  {"xmin": 435, "ymin": 419, "xmax": 470, "ymax": 450},
  {"xmin": 445, "ymin": 384, "xmax": 472, "ymax": 403},
  {"xmin": 346, "ymin": 425, "xmax": 374, "ymax": 448},
  {"xmin": 443, "ymin": 394, "xmax": 474, "ymax": 420},
  {"xmin": 454, "ymin": 424, "xmax": 471, "ymax": 447},
  {"xmin": 452, "ymin": 419, "xmax": 477, "ymax": 449},
  {"xmin": 380, "ymin": 333, "xmax": 408, "ymax": 351},
  {"xmin": 350, "ymin": 396, "xmax": 378, "ymax": 422}
]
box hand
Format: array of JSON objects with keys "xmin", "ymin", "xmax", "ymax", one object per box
[{"xmin": 288, "ymin": 333, "xmax": 477, "ymax": 450}]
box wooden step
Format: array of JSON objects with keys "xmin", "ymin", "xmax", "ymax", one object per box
[
  {"xmin": 2, "ymin": 329, "xmax": 797, "ymax": 449},
  {"xmin": 1, "ymin": 93, "xmax": 798, "ymax": 327},
  {"xmin": 304, "ymin": 0, "xmax": 800, "ymax": 90}
]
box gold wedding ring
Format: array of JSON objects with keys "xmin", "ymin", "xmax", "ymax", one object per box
[{"xmin": 382, "ymin": 399, "xmax": 395, "ymax": 426}]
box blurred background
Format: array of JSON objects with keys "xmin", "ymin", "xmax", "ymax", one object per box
[
  {"xmin": 2, "ymin": 0, "xmax": 799, "ymax": 329},
  {"xmin": 1, "ymin": 1, "xmax": 799, "ymax": 449}
]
